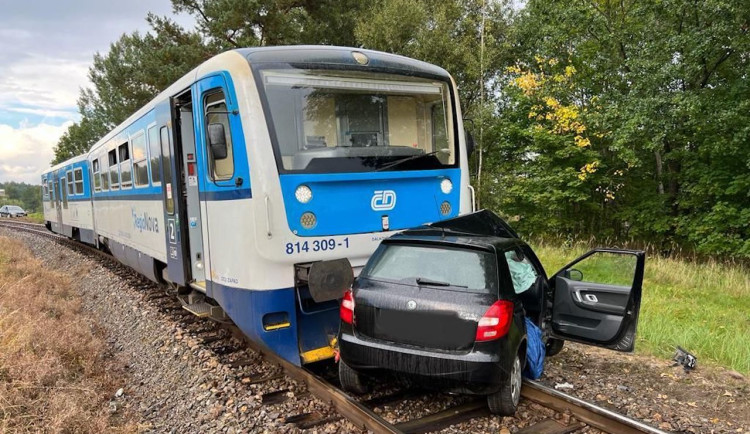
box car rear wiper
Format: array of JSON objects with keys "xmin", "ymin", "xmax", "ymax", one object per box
[
  {"xmin": 375, "ymin": 148, "xmax": 451, "ymax": 172},
  {"xmin": 416, "ymin": 277, "xmax": 453, "ymax": 287}
]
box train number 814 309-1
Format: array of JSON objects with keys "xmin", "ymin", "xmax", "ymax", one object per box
[{"xmin": 285, "ymin": 238, "xmax": 350, "ymax": 254}]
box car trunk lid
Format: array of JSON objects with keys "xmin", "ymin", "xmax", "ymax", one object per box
[{"xmin": 353, "ymin": 277, "xmax": 496, "ymax": 351}]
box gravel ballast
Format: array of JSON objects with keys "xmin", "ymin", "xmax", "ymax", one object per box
[{"xmin": 2, "ymin": 228, "xmax": 358, "ymax": 434}]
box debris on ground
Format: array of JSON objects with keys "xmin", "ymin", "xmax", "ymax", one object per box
[{"xmin": 673, "ymin": 346, "xmax": 698, "ymax": 372}]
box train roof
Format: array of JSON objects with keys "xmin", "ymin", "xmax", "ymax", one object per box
[
  {"xmin": 238, "ymin": 45, "xmax": 452, "ymax": 79},
  {"xmin": 84, "ymin": 46, "xmax": 456, "ymax": 157},
  {"xmin": 44, "ymin": 154, "xmax": 88, "ymax": 175}
]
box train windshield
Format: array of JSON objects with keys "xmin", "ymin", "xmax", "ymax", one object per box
[{"xmin": 260, "ymin": 69, "xmax": 456, "ymax": 173}]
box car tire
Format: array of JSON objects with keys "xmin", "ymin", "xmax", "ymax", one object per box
[
  {"xmin": 338, "ymin": 360, "xmax": 369, "ymax": 395},
  {"xmin": 545, "ymin": 338, "xmax": 564, "ymax": 357},
  {"xmin": 487, "ymin": 352, "xmax": 523, "ymax": 416}
]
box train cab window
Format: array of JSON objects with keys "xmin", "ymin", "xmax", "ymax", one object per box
[
  {"xmin": 100, "ymin": 156, "xmax": 109, "ymax": 191},
  {"xmin": 74, "ymin": 168, "xmax": 84, "ymax": 195},
  {"xmin": 42, "ymin": 180, "xmax": 48, "ymax": 198},
  {"xmin": 204, "ymin": 91, "xmax": 234, "ymax": 181},
  {"xmin": 119, "ymin": 142, "xmax": 132, "ymax": 188},
  {"xmin": 261, "ymin": 70, "xmax": 456, "ymax": 173},
  {"xmin": 131, "ymin": 132, "xmax": 148, "ymax": 187},
  {"xmin": 108, "ymin": 149, "xmax": 119, "ymax": 190},
  {"xmin": 92, "ymin": 159, "xmax": 101, "ymax": 192},
  {"xmin": 160, "ymin": 127, "xmax": 174, "ymax": 215},
  {"xmin": 147, "ymin": 126, "xmax": 161, "ymax": 186},
  {"xmin": 67, "ymin": 171, "xmax": 74, "ymax": 196}
]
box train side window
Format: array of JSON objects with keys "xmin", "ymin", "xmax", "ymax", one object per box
[
  {"xmin": 160, "ymin": 126, "xmax": 174, "ymax": 215},
  {"xmin": 60, "ymin": 179, "xmax": 68, "ymax": 209},
  {"xmin": 108, "ymin": 149, "xmax": 119, "ymax": 190},
  {"xmin": 100, "ymin": 156, "xmax": 109, "ymax": 191},
  {"xmin": 119, "ymin": 142, "xmax": 132, "ymax": 188},
  {"xmin": 92, "ymin": 159, "xmax": 101, "ymax": 192},
  {"xmin": 74, "ymin": 168, "xmax": 84, "ymax": 195},
  {"xmin": 132, "ymin": 131, "xmax": 148, "ymax": 187},
  {"xmin": 204, "ymin": 91, "xmax": 234, "ymax": 181},
  {"xmin": 147, "ymin": 125, "xmax": 161, "ymax": 186},
  {"xmin": 67, "ymin": 171, "xmax": 74, "ymax": 196}
]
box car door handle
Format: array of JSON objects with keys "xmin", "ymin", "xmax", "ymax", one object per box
[
  {"xmin": 584, "ymin": 294, "xmax": 598, "ymax": 303},
  {"xmin": 573, "ymin": 289, "xmax": 626, "ymax": 315}
]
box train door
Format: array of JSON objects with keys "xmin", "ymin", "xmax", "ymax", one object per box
[
  {"xmin": 53, "ymin": 173, "xmax": 62, "ymax": 231},
  {"xmin": 193, "ymin": 74, "xmax": 250, "ymax": 296},
  {"xmin": 174, "ymin": 89, "xmax": 207, "ymax": 290},
  {"xmin": 57, "ymin": 174, "xmax": 65, "ymax": 229},
  {"xmin": 154, "ymin": 99, "xmax": 191, "ymax": 286}
]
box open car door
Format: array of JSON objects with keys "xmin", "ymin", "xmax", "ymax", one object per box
[{"xmin": 549, "ymin": 248, "xmax": 645, "ymax": 352}]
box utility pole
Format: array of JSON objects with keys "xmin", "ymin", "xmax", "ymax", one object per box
[{"xmin": 476, "ymin": 0, "xmax": 487, "ymax": 208}]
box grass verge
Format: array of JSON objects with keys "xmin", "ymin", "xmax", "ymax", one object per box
[
  {"xmin": 532, "ymin": 240, "xmax": 750, "ymax": 375},
  {"xmin": 24, "ymin": 213, "xmax": 45, "ymax": 224},
  {"xmin": 0, "ymin": 236, "xmax": 136, "ymax": 432}
]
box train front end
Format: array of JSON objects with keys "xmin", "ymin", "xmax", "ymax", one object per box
[{"xmin": 223, "ymin": 47, "xmax": 472, "ymax": 366}]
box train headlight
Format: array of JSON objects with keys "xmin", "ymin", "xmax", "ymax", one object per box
[
  {"xmin": 300, "ymin": 212, "xmax": 317, "ymax": 229},
  {"xmin": 440, "ymin": 201, "xmax": 452, "ymax": 216},
  {"xmin": 295, "ymin": 185, "xmax": 313, "ymax": 203},
  {"xmin": 440, "ymin": 178, "xmax": 453, "ymax": 194}
]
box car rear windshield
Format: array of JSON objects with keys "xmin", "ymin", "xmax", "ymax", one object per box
[
  {"xmin": 9, "ymin": 206, "xmax": 23, "ymax": 212},
  {"xmin": 360, "ymin": 243, "xmax": 498, "ymax": 293}
]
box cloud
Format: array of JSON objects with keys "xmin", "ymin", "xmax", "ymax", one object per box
[
  {"xmin": 0, "ymin": 122, "xmax": 72, "ymax": 184},
  {"xmin": 0, "ymin": 0, "xmax": 195, "ymax": 184},
  {"xmin": 0, "ymin": 55, "xmax": 89, "ymax": 118}
]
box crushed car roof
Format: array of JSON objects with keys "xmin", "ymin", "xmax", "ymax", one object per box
[{"xmin": 388, "ymin": 210, "xmax": 523, "ymax": 251}]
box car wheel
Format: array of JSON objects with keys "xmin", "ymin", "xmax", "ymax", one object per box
[
  {"xmin": 338, "ymin": 360, "xmax": 369, "ymax": 395},
  {"xmin": 545, "ymin": 338, "xmax": 564, "ymax": 357},
  {"xmin": 487, "ymin": 352, "xmax": 523, "ymax": 416}
]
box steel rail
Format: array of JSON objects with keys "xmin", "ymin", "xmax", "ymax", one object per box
[
  {"xmin": 522, "ymin": 380, "xmax": 668, "ymax": 434},
  {"xmin": 0, "ymin": 221, "xmax": 668, "ymax": 434},
  {"xmin": 226, "ymin": 326, "xmax": 402, "ymax": 434}
]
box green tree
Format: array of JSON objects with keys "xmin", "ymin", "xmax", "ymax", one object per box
[
  {"xmin": 356, "ymin": 0, "xmax": 511, "ymax": 109},
  {"xmin": 0, "ymin": 182, "xmax": 42, "ymax": 213},
  {"xmin": 488, "ymin": 0, "xmax": 750, "ymax": 257},
  {"xmin": 172, "ymin": 0, "xmax": 365, "ymax": 47},
  {"xmin": 52, "ymin": 0, "xmax": 367, "ymax": 165}
]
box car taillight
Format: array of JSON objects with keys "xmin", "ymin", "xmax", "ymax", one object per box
[
  {"xmin": 340, "ymin": 290, "xmax": 354, "ymax": 324},
  {"xmin": 475, "ymin": 300, "xmax": 514, "ymax": 341}
]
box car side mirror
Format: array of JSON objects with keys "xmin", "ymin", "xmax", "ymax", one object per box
[
  {"xmin": 208, "ymin": 123, "xmax": 228, "ymax": 160},
  {"xmin": 565, "ymin": 268, "xmax": 583, "ymax": 281},
  {"xmin": 465, "ymin": 130, "xmax": 476, "ymax": 157}
]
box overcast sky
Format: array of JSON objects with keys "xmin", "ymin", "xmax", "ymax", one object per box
[{"xmin": 0, "ymin": 0, "xmax": 194, "ymax": 184}]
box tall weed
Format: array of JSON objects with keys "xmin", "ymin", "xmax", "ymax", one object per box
[{"xmin": 0, "ymin": 237, "xmax": 136, "ymax": 433}]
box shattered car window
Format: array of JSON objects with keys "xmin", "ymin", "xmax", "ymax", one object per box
[{"xmin": 504, "ymin": 250, "xmax": 538, "ymax": 294}]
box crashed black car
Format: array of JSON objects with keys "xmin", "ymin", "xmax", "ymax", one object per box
[{"xmin": 337, "ymin": 210, "xmax": 645, "ymax": 415}]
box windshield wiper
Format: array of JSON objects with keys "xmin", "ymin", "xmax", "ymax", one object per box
[
  {"xmin": 375, "ymin": 148, "xmax": 450, "ymax": 172},
  {"xmin": 415, "ymin": 277, "xmax": 452, "ymax": 287}
]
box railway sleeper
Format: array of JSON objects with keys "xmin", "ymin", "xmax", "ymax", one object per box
[
  {"xmin": 285, "ymin": 411, "xmax": 341, "ymax": 430},
  {"xmin": 262, "ymin": 389, "xmax": 291, "ymax": 405}
]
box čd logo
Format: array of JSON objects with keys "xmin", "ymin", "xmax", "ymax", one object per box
[{"xmin": 371, "ymin": 190, "xmax": 396, "ymax": 211}]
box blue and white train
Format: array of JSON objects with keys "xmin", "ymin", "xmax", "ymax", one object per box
[{"xmin": 42, "ymin": 46, "xmax": 474, "ymax": 366}]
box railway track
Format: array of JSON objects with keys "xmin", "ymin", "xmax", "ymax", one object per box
[{"xmin": 0, "ymin": 220, "xmax": 668, "ymax": 434}]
